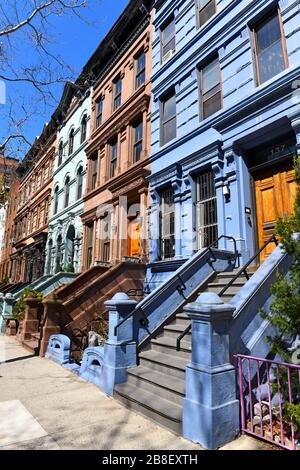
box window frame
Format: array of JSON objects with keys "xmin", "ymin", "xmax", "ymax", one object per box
[
  {"xmin": 96, "ymin": 97, "xmax": 103, "ymax": 128},
  {"xmin": 252, "ymin": 8, "xmax": 289, "ymax": 87},
  {"xmin": 110, "ymin": 138, "xmax": 118, "ymax": 179},
  {"xmin": 64, "ymin": 176, "xmax": 70, "ymax": 208},
  {"xmin": 135, "ymin": 50, "xmax": 146, "ymax": 89},
  {"xmin": 161, "ymin": 91, "xmax": 177, "ymax": 146},
  {"xmin": 161, "ymin": 17, "xmax": 176, "ymax": 63},
  {"xmin": 77, "ymin": 166, "xmax": 83, "ymax": 200},
  {"xmin": 132, "ymin": 119, "xmax": 143, "ymax": 163},
  {"xmin": 68, "ymin": 129, "xmax": 75, "ymax": 156},
  {"xmin": 80, "ymin": 115, "xmax": 87, "ymax": 144},
  {"xmin": 197, "ymin": 0, "xmax": 217, "ymax": 29},
  {"xmin": 90, "ymin": 156, "xmax": 98, "ymax": 191},
  {"xmin": 199, "ymin": 56, "xmax": 223, "ymax": 121},
  {"xmin": 58, "ymin": 141, "xmax": 63, "ymax": 167},
  {"xmin": 113, "ymin": 77, "xmax": 122, "ymax": 111}
]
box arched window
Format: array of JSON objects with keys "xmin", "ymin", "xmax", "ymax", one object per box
[
  {"xmin": 77, "ymin": 166, "xmax": 83, "ymax": 200},
  {"xmin": 68, "ymin": 129, "xmax": 74, "ymax": 156},
  {"xmin": 64, "ymin": 176, "xmax": 70, "ymax": 208},
  {"xmin": 58, "ymin": 141, "xmax": 63, "ymax": 166},
  {"xmin": 54, "ymin": 186, "xmax": 59, "ymax": 215},
  {"xmin": 80, "ymin": 115, "xmax": 87, "ymax": 144}
]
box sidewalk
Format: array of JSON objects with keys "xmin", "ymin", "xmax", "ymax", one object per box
[{"xmin": 0, "ymin": 335, "xmax": 273, "ymax": 451}]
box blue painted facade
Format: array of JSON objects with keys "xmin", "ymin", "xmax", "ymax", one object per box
[{"xmin": 147, "ymin": 0, "xmax": 300, "ymax": 283}]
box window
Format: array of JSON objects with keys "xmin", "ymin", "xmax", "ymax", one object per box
[
  {"xmin": 90, "ymin": 156, "xmax": 98, "ymax": 190},
  {"xmin": 161, "ymin": 92, "xmax": 176, "ymax": 145},
  {"xmin": 44, "ymin": 197, "xmax": 49, "ymax": 224},
  {"xmin": 162, "ymin": 18, "xmax": 175, "ymax": 62},
  {"xmin": 64, "ymin": 176, "xmax": 70, "ymax": 208},
  {"xmin": 58, "ymin": 141, "xmax": 63, "ymax": 166},
  {"xmin": 132, "ymin": 120, "xmax": 143, "ymax": 163},
  {"xmin": 86, "ymin": 222, "xmax": 94, "ymax": 268},
  {"xmin": 113, "ymin": 77, "xmax": 122, "ymax": 111},
  {"xmin": 110, "ymin": 139, "xmax": 118, "ymax": 178},
  {"xmin": 54, "ymin": 186, "xmax": 59, "ymax": 215},
  {"xmin": 49, "ymin": 157, "xmax": 53, "ymax": 177},
  {"xmin": 96, "ymin": 97, "xmax": 103, "ymax": 128},
  {"xmin": 35, "ymin": 174, "xmax": 39, "ymax": 192},
  {"xmin": 36, "ymin": 205, "xmax": 41, "ymax": 228},
  {"xmin": 30, "ymin": 210, "xmax": 34, "ymax": 232},
  {"xmin": 41, "ymin": 165, "xmax": 45, "ymax": 187},
  {"xmin": 136, "ymin": 51, "xmax": 146, "ymax": 89},
  {"xmin": 200, "ymin": 57, "xmax": 222, "ymax": 120},
  {"xmin": 80, "ymin": 115, "xmax": 87, "ymax": 144},
  {"xmin": 68, "ymin": 129, "xmax": 74, "ymax": 156},
  {"xmin": 197, "ymin": 0, "xmax": 216, "ymax": 28},
  {"xmin": 195, "ymin": 171, "xmax": 218, "ymax": 249},
  {"xmin": 253, "ymin": 10, "xmax": 288, "ymax": 86},
  {"xmin": 159, "ymin": 188, "xmax": 175, "ymax": 260},
  {"xmin": 77, "ymin": 166, "xmax": 83, "ymax": 199}
]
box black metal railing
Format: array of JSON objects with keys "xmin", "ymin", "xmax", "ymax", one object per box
[
  {"xmin": 218, "ymin": 234, "xmax": 278, "ymax": 297},
  {"xmin": 176, "ymin": 234, "xmax": 278, "ymax": 351},
  {"xmin": 114, "ymin": 235, "xmax": 238, "ymax": 338},
  {"xmin": 68, "ymin": 327, "xmax": 89, "ymax": 365}
]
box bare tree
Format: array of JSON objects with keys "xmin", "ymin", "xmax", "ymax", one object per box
[{"xmin": 0, "ymin": 0, "xmax": 100, "ymax": 158}]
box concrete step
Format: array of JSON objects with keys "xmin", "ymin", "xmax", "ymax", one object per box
[
  {"xmin": 31, "ymin": 332, "xmax": 41, "ymax": 341},
  {"xmin": 206, "ymin": 284, "xmax": 243, "ymax": 295},
  {"xmin": 151, "ymin": 336, "xmax": 191, "ymax": 359},
  {"xmin": 163, "ymin": 324, "xmax": 191, "ymax": 340},
  {"xmin": 114, "ymin": 382, "xmax": 182, "ymax": 435},
  {"xmin": 127, "ymin": 366, "xmax": 185, "ymax": 405},
  {"xmin": 174, "ymin": 313, "xmax": 190, "ymax": 327},
  {"xmin": 139, "ymin": 350, "xmax": 188, "ymax": 380},
  {"xmin": 215, "ymin": 272, "xmax": 254, "ymax": 282},
  {"xmin": 22, "ymin": 340, "xmax": 39, "ymax": 355}
]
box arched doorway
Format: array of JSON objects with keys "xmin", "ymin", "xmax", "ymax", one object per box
[
  {"xmin": 65, "ymin": 225, "xmax": 75, "ymax": 271},
  {"xmin": 55, "ymin": 235, "xmax": 63, "ymax": 272}
]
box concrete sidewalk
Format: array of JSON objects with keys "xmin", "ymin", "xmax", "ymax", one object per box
[{"xmin": 0, "ymin": 335, "xmax": 273, "ymax": 451}]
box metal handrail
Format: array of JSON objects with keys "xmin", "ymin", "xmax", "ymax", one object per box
[
  {"xmin": 218, "ymin": 234, "xmax": 278, "ymax": 297},
  {"xmin": 176, "ymin": 324, "xmax": 191, "ymax": 351},
  {"xmin": 176, "ymin": 234, "xmax": 279, "ymax": 351},
  {"xmin": 113, "ymin": 234, "xmax": 238, "ymax": 337}
]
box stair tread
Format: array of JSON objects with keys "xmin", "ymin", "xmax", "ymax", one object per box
[
  {"xmin": 140, "ymin": 350, "xmax": 189, "ymax": 371},
  {"xmin": 152, "ymin": 336, "xmax": 191, "ymax": 351},
  {"xmin": 114, "ymin": 382, "xmax": 182, "ymax": 422},
  {"xmin": 207, "ymin": 282, "xmax": 245, "ymax": 288},
  {"xmin": 164, "ymin": 324, "xmax": 191, "ymax": 334},
  {"xmin": 128, "ymin": 366, "xmax": 185, "ymax": 395}
]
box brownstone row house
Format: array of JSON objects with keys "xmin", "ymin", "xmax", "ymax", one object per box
[
  {"xmin": 81, "ymin": 0, "xmax": 152, "ymax": 270},
  {"xmin": 0, "ymin": 155, "xmax": 19, "ymax": 281},
  {"xmin": 10, "ymin": 123, "xmax": 56, "ymax": 283}
]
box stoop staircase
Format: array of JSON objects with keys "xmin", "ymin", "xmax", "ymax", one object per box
[{"xmin": 114, "ymin": 269, "xmax": 255, "ymax": 434}]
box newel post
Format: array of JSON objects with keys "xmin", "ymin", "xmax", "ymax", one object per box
[
  {"xmin": 182, "ymin": 292, "xmax": 240, "ymax": 449},
  {"xmin": 101, "ymin": 293, "xmax": 137, "ymax": 396},
  {"xmin": 40, "ymin": 293, "xmax": 63, "ymax": 357},
  {"xmin": 21, "ymin": 296, "xmax": 40, "ymax": 342}
]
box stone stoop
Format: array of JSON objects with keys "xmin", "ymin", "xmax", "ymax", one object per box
[{"xmin": 114, "ymin": 269, "xmax": 255, "ymax": 434}]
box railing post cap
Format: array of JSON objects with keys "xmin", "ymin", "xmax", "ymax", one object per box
[
  {"xmin": 104, "ymin": 292, "xmax": 137, "ymax": 308},
  {"xmin": 183, "ymin": 292, "xmax": 235, "ymax": 319},
  {"xmin": 196, "ymin": 292, "xmax": 224, "ymax": 305}
]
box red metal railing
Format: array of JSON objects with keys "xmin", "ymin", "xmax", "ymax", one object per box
[{"xmin": 237, "ymin": 354, "xmax": 300, "ymax": 450}]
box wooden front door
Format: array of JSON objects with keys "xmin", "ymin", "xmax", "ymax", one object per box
[
  {"xmin": 128, "ymin": 221, "xmax": 140, "ymax": 257},
  {"xmin": 255, "ymin": 166, "xmax": 296, "ymax": 261}
]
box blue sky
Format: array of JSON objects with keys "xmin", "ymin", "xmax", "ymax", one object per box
[{"xmin": 1, "ymin": 0, "xmax": 129, "ymax": 157}]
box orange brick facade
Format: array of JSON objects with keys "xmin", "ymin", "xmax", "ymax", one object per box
[{"xmin": 81, "ymin": 10, "xmax": 152, "ymax": 270}]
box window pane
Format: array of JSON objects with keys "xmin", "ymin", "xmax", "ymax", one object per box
[
  {"xmin": 256, "ymin": 14, "xmax": 281, "ymax": 53},
  {"xmin": 203, "ymin": 92, "xmax": 222, "ymax": 119},
  {"xmin": 255, "ymin": 13, "xmax": 286, "ymax": 84},
  {"xmin": 163, "ymin": 117, "xmax": 176, "ymax": 144},
  {"xmin": 202, "ymin": 58, "xmax": 219, "ymax": 94},
  {"xmin": 163, "ymin": 94, "xmax": 176, "ymax": 121},
  {"xmin": 135, "ymin": 121, "xmax": 143, "ymax": 142},
  {"xmin": 199, "ymin": 0, "xmax": 216, "ymax": 27},
  {"xmin": 137, "ymin": 53, "xmax": 145, "ymax": 74},
  {"xmin": 163, "ymin": 20, "xmax": 175, "ymax": 45}
]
